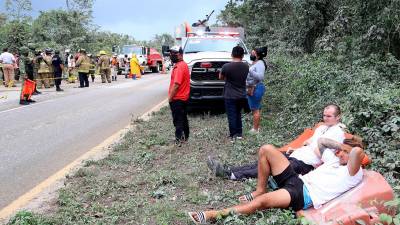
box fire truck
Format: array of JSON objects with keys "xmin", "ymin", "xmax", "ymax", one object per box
[
  {"xmin": 115, "ymin": 45, "xmax": 163, "ymax": 74},
  {"xmin": 168, "ymin": 17, "xmax": 251, "ymax": 108}
]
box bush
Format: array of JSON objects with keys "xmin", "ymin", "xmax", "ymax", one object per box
[{"xmin": 266, "ymin": 50, "xmax": 400, "ymax": 190}]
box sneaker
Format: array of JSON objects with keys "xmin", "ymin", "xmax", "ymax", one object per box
[
  {"xmin": 27, "ymin": 99, "xmax": 36, "ymax": 103},
  {"xmin": 19, "ymin": 100, "xmax": 30, "ymax": 105},
  {"xmin": 174, "ymin": 139, "xmax": 182, "ymax": 147},
  {"xmin": 207, "ymin": 156, "xmax": 230, "ymax": 178},
  {"xmin": 56, "ymin": 88, "xmax": 64, "ymax": 92},
  {"xmin": 249, "ymin": 128, "xmax": 259, "ymax": 134}
]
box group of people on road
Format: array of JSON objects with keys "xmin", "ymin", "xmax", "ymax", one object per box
[
  {"xmin": 0, "ymin": 45, "xmax": 147, "ymax": 105},
  {"xmin": 165, "ymin": 45, "xmax": 367, "ymax": 224}
]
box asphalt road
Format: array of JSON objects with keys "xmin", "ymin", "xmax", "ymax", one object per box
[{"xmin": 0, "ymin": 73, "xmax": 169, "ymax": 209}]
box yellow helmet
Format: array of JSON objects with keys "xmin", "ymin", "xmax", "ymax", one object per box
[{"xmin": 99, "ymin": 50, "xmax": 106, "ymax": 55}]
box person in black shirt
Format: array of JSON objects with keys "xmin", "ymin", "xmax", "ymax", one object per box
[
  {"xmin": 219, "ymin": 46, "xmax": 249, "ymax": 141},
  {"xmin": 52, "ymin": 50, "xmax": 64, "ymax": 91}
]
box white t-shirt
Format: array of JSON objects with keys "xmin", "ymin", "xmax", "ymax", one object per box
[
  {"xmin": 300, "ymin": 160, "xmax": 363, "ymax": 209},
  {"xmin": 289, "ymin": 123, "xmax": 345, "ymax": 167},
  {"xmin": 0, "ymin": 52, "xmax": 16, "ymax": 64}
]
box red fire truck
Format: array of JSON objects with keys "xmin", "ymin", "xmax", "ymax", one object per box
[{"xmin": 116, "ymin": 45, "xmax": 163, "ymax": 73}]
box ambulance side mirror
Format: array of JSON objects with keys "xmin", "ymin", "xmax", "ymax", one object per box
[{"xmin": 162, "ymin": 45, "xmax": 170, "ymax": 57}]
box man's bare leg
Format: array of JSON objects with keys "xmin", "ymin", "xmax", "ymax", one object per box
[
  {"xmin": 239, "ymin": 144, "xmax": 291, "ymax": 202},
  {"xmin": 190, "ymin": 189, "xmax": 291, "ymax": 222}
]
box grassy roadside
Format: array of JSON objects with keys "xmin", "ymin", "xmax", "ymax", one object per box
[
  {"xmin": 8, "ymin": 104, "xmax": 300, "ymax": 224},
  {"xmin": 8, "ymin": 50, "xmax": 398, "ymax": 224}
]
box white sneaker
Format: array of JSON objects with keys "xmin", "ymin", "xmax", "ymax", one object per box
[{"xmin": 249, "ymin": 128, "xmax": 259, "ymax": 134}]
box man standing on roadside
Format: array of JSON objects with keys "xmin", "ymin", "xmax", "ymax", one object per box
[
  {"xmin": 0, "ymin": 48, "xmax": 16, "ymax": 87},
  {"xmin": 52, "ymin": 50, "xmax": 64, "ymax": 91},
  {"xmin": 18, "ymin": 47, "xmax": 36, "ymax": 105},
  {"xmin": 37, "ymin": 49, "xmax": 52, "ymax": 89},
  {"xmin": 76, "ymin": 49, "xmax": 91, "ymax": 88},
  {"xmin": 32, "ymin": 50, "xmax": 42, "ymax": 94},
  {"xmin": 97, "ymin": 50, "xmax": 111, "ymax": 83},
  {"xmin": 168, "ymin": 46, "xmax": 190, "ymax": 146},
  {"xmin": 219, "ymin": 46, "xmax": 249, "ymax": 142}
]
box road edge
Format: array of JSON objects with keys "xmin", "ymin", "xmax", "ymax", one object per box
[{"xmin": 0, "ymin": 98, "xmax": 169, "ymax": 223}]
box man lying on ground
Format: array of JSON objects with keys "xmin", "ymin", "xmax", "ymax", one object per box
[
  {"xmin": 208, "ymin": 103, "xmax": 346, "ymax": 181},
  {"xmin": 188, "ymin": 137, "xmax": 365, "ymax": 224}
]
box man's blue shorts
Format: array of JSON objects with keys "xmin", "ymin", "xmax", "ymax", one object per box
[{"xmin": 247, "ymin": 83, "xmax": 266, "ymax": 110}]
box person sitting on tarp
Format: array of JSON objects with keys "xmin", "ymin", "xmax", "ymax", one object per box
[
  {"xmin": 207, "ymin": 104, "xmax": 346, "ymax": 181},
  {"xmin": 188, "ymin": 137, "xmax": 365, "ymax": 224}
]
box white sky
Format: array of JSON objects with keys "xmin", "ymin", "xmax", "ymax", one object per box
[{"xmin": 0, "ymin": 0, "xmax": 229, "ymax": 40}]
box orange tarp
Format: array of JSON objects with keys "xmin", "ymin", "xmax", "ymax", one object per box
[{"xmin": 278, "ymin": 123, "xmax": 371, "ymax": 167}]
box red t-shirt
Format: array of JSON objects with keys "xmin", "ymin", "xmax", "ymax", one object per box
[{"xmin": 168, "ymin": 61, "xmax": 190, "ymax": 101}]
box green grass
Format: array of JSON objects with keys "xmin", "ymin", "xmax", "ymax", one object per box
[
  {"xmin": 8, "ymin": 52, "xmax": 399, "ymax": 224},
  {"xmin": 8, "ymin": 104, "xmax": 303, "ymax": 224}
]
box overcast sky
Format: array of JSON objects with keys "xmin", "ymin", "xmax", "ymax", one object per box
[{"xmin": 0, "ymin": 0, "xmax": 229, "ymax": 40}]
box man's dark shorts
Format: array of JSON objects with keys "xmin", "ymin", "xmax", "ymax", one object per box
[
  {"xmin": 273, "ymin": 165, "xmax": 304, "ymax": 211},
  {"xmin": 287, "ymin": 156, "xmax": 315, "ymax": 175}
]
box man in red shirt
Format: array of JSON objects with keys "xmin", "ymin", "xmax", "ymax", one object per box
[{"xmin": 168, "ymin": 46, "xmax": 190, "ymax": 146}]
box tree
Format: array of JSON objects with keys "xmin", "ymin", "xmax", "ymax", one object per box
[
  {"xmin": 32, "ymin": 9, "xmax": 90, "ymax": 50},
  {"xmin": 65, "ymin": 0, "xmax": 94, "ymax": 17},
  {"xmin": 4, "ymin": 0, "xmax": 32, "ymax": 21},
  {"xmin": 0, "ymin": 20, "xmax": 31, "ymax": 52},
  {"xmin": 149, "ymin": 33, "xmax": 175, "ymax": 51}
]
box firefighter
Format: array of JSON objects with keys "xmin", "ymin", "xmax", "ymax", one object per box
[
  {"xmin": 37, "ymin": 49, "xmax": 52, "ymax": 89},
  {"xmin": 75, "ymin": 49, "xmax": 91, "ymax": 88},
  {"xmin": 97, "ymin": 50, "xmax": 111, "ymax": 83},
  {"xmin": 47, "ymin": 49, "xmax": 55, "ymax": 87},
  {"xmin": 130, "ymin": 54, "xmax": 141, "ymax": 79},
  {"xmin": 88, "ymin": 54, "xmax": 96, "ymax": 82},
  {"xmin": 32, "ymin": 50, "xmax": 42, "ymax": 94},
  {"xmin": 19, "ymin": 47, "xmax": 36, "ymax": 105}
]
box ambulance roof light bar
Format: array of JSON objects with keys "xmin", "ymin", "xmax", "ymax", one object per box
[{"xmin": 187, "ymin": 31, "xmax": 240, "ymax": 37}]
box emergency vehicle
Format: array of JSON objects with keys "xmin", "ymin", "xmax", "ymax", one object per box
[
  {"xmin": 172, "ymin": 23, "xmax": 251, "ymax": 107},
  {"xmin": 115, "ymin": 45, "xmax": 163, "ymax": 74}
]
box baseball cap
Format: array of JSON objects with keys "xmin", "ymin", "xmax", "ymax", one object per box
[{"xmin": 168, "ymin": 46, "xmax": 183, "ymax": 54}]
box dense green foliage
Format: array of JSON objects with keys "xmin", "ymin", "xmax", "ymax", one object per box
[
  {"xmin": 219, "ymin": 0, "xmax": 400, "ymax": 58},
  {"xmin": 219, "ymin": 0, "xmax": 400, "ymax": 186},
  {"xmin": 0, "ymin": 0, "xmax": 173, "ymax": 55},
  {"xmin": 218, "ymin": 0, "xmax": 400, "ymax": 223}
]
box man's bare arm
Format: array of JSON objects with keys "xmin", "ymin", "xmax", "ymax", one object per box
[
  {"xmin": 347, "ymin": 147, "xmax": 364, "ymax": 176},
  {"xmin": 169, "ymin": 83, "xmax": 180, "ymax": 102},
  {"xmin": 317, "ymin": 138, "xmax": 342, "ymax": 156},
  {"xmin": 218, "ymin": 72, "xmax": 225, "ymax": 80},
  {"xmin": 316, "ymin": 137, "xmax": 353, "ymax": 156}
]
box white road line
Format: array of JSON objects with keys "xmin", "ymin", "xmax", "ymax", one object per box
[{"xmin": 0, "ymin": 100, "xmax": 55, "ymax": 115}]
